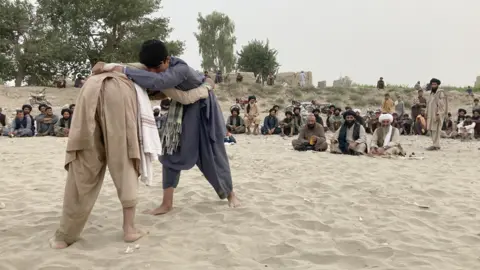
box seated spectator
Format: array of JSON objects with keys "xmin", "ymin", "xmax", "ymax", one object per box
[
  {"xmin": 37, "ymin": 106, "xmax": 58, "ymax": 136},
  {"xmin": 4, "ymin": 110, "xmax": 33, "ymax": 137},
  {"xmin": 0, "ymin": 107, "xmax": 6, "ymax": 135},
  {"xmin": 226, "ymin": 107, "xmax": 245, "ymax": 134},
  {"xmin": 261, "ymin": 108, "xmax": 281, "ymax": 135},
  {"xmin": 292, "ymin": 114, "xmax": 328, "ymax": 151},
  {"xmin": 54, "ymin": 108, "xmax": 72, "ymax": 137}
]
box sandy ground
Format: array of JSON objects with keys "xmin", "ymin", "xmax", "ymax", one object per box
[
  {"xmin": 1, "ymin": 85, "xmax": 480, "ymax": 269},
  {"xmin": 1, "ymin": 131, "xmax": 480, "ymax": 270}
]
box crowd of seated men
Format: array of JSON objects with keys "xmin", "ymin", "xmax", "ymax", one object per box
[
  {"xmin": 222, "ymin": 94, "xmax": 479, "ymax": 155},
  {"xmin": 0, "ymin": 104, "xmax": 75, "ymax": 138}
]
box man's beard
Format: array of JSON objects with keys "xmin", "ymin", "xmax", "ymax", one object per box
[
  {"xmin": 154, "ymin": 112, "xmax": 160, "ymax": 117},
  {"xmin": 345, "ymin": 120, "xmax": 355, "ymax": 127},
  {"xmin": 307, "ymin": 124, "xmax": 315, "ymax": 129},
  {"xmin": 431, "ymin": 86, "xmax": 438, "ymax": 93}
]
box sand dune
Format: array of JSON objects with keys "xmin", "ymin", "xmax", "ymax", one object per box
[{"xmin": 1, "ymin": 132, "xmax": 480, "ymax": 270}]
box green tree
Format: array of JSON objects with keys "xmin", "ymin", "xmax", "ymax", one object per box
[
  {"xmin": 194, "ymin": 11, "xmax": 236, "ymax": 74},
  {"xmin": 0, "ymin": 0, "xmax": 58, "ymax": 86},
  {"xmin": 36, "ymin": 0, "xmax": 184, "ymax": 70},
  {"xmin": 236, "ymin": 39, "xmax": 280, "ymax": 83}
]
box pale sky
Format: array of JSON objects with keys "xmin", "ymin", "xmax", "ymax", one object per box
[{"xmin": 157, "ymin": 0, "xmax": 479, "ymax": 87}]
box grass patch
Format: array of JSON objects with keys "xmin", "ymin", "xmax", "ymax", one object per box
[
  {"xmin": 217, "ymin": 95, "xmax": 229, "ymax": 102},
  {"xmin": 274, "ymin": 97, "xmax": 285, "ymax": 105},
  {"xmin": 366, "ymin": 96, "xmax": 382, "ymax": 106},
  {"xmin": 292, "ymin": 88, "xmax": 303, "ymax": 98},
  {"xmin": 327, "ymin": 94, "xmax": 343, "ymax": 105},
  {"xmin": 353, "ymin": 99, "xmax": 368, "ymax": 107}
]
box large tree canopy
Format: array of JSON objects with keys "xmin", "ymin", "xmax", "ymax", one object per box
[
  {"xmin": 236, "ymin": 39, "xmax": 280, "ymax": 82},
  {"xmin": 37, "ymin": 0, "xmax": 184, "ymax": 66},
  {"xmin": 194, "ymin": 11, "xmax": 236, "ymax": 74},
  {"xmin": 0, "ymin": 0, "xmax": 184, "ymax": 86}
]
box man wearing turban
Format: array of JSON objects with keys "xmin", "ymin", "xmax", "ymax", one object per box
[
  {"xmin": 226, "ymin": 106, "xmax": 246, "ymax": 134},
  {"xmin": 370, "ymin": 114, "xmax": 405, "ymax": 156},
  {"xmin": 244, "ymin": 95, "xmax": 261, "ymax": 135},
  {"xmin": 426, "ymin": 78, "xmax": 448, "ymax": 150},
  {"xmin": 330, "ymin": 110, "xmax": 367, "ymax": 155}
]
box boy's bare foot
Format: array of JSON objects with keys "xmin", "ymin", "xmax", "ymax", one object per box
[
  {"xmin": 124, "ymin": 228, "xmax": 147, "ymax": 243},
  {"xmin": 227, "ymin": 192, "xmax": 241, "ymax": 208},
  {"xmin": 142, "ymin": 204, "xmax": 172, "ymax": 215},
  {"xmin": 49, "ymin": 238, "xmax": 69, "ymax": 249}
]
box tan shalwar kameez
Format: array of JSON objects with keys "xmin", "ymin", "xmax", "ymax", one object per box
[
  {"xmin": 370, "ymin": 126, "xmax": 405, "ymax": 155},
  {"xmin": 244, "ymin": 103, "xmax": 261, "ymax": 126},
  {"xmin": 291, "ymin": 123, "xmax": 328, "ymax": 151},
  {"xmin": 54, "ymin": 72, "xmax": 141, "ymax": 244},
  {"xmin": 426, "ymin": 89, "xmax": 447, "ymax": 148},
  {"xmin": 330, "ymin": 124, "xmax": 367, "ymax": 154},
  {"xmin": 55, "ymin": 71, "xmax": 209, "ymax": 245}
]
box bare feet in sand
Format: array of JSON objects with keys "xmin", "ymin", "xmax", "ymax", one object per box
[
  {"xmin": 124, "ymin": 228, "xmax": 147, "ymax": 243},
  {"xmin": 49, "ymin": 238, "xmax": 69, "ymax": 249},
  {"xmin": 228, "ymin": 192, "xmax": 241, "ymax": 208},
  {"xmin": 142, "ymin": 204, "xmax": 172, "ymax": 215}
]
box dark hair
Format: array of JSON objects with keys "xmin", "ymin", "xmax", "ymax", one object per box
[
  {"xmin": 139, "ymin": 39, "xmax": 169, "ymax": 68},
  {"xmin": 475, "ymin": 98, "xmax": 479, "ymax": 102},
  {"xmin": 69, "ymin": 103, "xmax": 75, "ymax": 110},
  {"xmin": 273, "ymin": 105, "xmax": 279, "ymax": 109},
  {"xmin": 293, "ymin": 106, "xmax": 301, "ymax": 112},
  {"xmin": 269, "ymin": 108, "xmax": 276, "ymax": 113},
  {"xmin": 22, "ymin": 104, "xmax": 32, "ymax": 111},
  {"xmin": 38, "ymin": 104, "xmax": 47, "ymax": 110},
  {"xmin": 45, "ymin": 106, "xmax": 52, "ymax": 110},
  {"xmin": 61, "ymin": 108, "xmax": 71, "ymax": 115},
  {"xmin": 430, "ymin": 78, "xmax": 441, "ymax": 85},
  {"xmin": 313, "ymin": 108, "xmax": 320, "ymax": 113},
  {"xmin": 160, "ymin": 99, "xmax": 171, "ymax": 106},
  {"xmin": 285, "ymin": 111, "xmax": 293, "ymax": 116},
  {"xmin": 231, "ymin": 107, "xmax": 240, "ymax": 114},
  {"xmin": 16, "ymin": 109, "xmax": 23, "ymax": 114}
]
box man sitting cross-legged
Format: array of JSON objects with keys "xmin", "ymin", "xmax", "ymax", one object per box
[
  {"xmin": 261, "ymin": 108, "xmax": 281, "ymax": 135},
  {"xmin": 330, "ymin": 110, "xmax": 367, "ymax": 155},
  {"xmin": 457, "ymin": 115, "xmax": 476, "ymax": 141},
  {"xmin": 226, "ymin": 107, "xmax": 246, "ymax": 134},
  {"xmin": 54, "ymin": 108, "xmax": 72, "ymax": 137},
  {"xmin": 369, "ymin": 113, "xmax": 406, "ymax": 156},
  {"xmin": 291, "ymin": 114, "xmax": 328, "ymax": 151},
  {"xmin": 280, "ymin": 111, "xmax": 295, "ymax": 137}
]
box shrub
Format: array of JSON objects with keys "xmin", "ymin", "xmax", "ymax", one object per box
[{"xmin": 275, "ymin": 97, "xmax": 285, "ymax": 105}]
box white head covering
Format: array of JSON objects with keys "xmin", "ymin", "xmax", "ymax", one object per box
[
  {"xmin": 152, "ymin": 105, "xmax": 161, "ymax": 111},
  {"xmin": 353, "ymin": 108, "xmax": 361, "ymax": 114},
  {"xmin": 379, "ymin": 113, "xmax": 393, "ymax": 123}
]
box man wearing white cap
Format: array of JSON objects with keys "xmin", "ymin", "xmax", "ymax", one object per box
[{"xmin": 370, "ymin": 113, "xmax": 405, "ymax": 156}]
